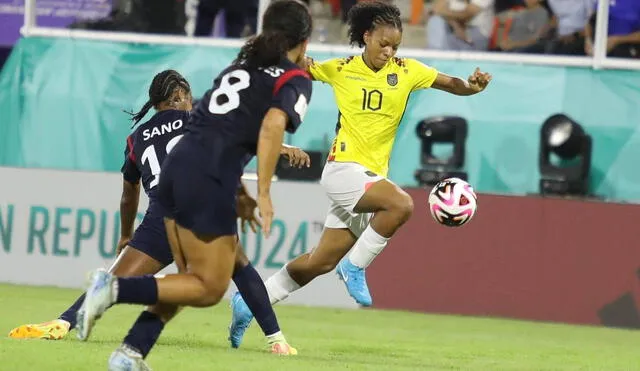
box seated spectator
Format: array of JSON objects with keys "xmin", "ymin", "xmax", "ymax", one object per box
[
  {"xmin": 426, "ymin": 0, "xmax": 496, "ymax": 51},
  {"xmin": 494, "ymin": 0, "xmax": 550, "ymax": 52},
  {"xmin": 499, "ymin": 0, "xmax": 594, "ymax": 55},
  {"xmin": 584, "ymin": 0, "xmax": 640, "ymax": 58},
  {"xmin": 542, "ymin": 0, "xmax": 595, "ymax": 55}
]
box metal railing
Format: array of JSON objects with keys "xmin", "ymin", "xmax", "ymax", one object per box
[{"xmin": 19, "ymin": 0, "xmax": 640, "ymax": 71}]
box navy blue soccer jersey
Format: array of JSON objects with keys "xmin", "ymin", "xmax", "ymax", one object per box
[
  {"xmin": 185, "ymin": 59, "xmax": 312, "ymax": 182},
  {"xmin": 121, "ymin": 109, "xmax": 190, "ymax": 197}
]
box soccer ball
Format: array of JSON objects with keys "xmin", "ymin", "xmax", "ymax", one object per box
[{"xmin": 428, "ymin": 177, "xmax": 477, "ymax": 227}]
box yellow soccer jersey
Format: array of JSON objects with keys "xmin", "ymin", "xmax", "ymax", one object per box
[{"xmin": 309, "ymin": 55, "xmax": 438, "ymax": 177}]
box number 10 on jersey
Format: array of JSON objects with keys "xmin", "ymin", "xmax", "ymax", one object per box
[{"xmin": 361, "ymin": 88, "xmax": 383, "ymax": 111}]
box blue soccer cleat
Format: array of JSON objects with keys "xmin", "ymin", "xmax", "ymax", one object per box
[
  {"xmin": 228, "ymin": 292, "xmax": 254, "ymax": 348},
  {"xmin": 336, "ymin": 258, "xmax": 373, "ymax": 307}
]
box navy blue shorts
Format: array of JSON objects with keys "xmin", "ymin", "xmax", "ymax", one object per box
[
  {"xmin": 127, "ymin": 202, "xmax": 173, "ymax": 266},
  {"xmin": 157, "ymin": 135, "xmax": 238, "ymax": 237},
  {"xmin": 129, "ymin": 202, "xmax": 173, "ymax": 265}
]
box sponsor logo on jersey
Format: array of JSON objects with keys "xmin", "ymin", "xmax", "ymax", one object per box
[{"xmin": 346, "ymin": 75, "xmax": 366, "ymax": 81}]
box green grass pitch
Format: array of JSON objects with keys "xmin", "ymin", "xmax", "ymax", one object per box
[{"xmin": 1, "ymin": 284, "xmax": 639, "ymax": 370}]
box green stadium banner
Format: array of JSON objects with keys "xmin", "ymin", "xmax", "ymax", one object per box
[{"xmin": 1, "ymin": 37, "xmax": 640, "ymax": 202}]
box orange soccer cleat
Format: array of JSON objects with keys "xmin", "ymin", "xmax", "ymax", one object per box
[{"xmin": 8, "ymin": 319, "xmax": 70, "ymax": 340}]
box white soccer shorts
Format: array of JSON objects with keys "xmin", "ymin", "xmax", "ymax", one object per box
[{"xmin": 320, "ymin": 161, "xmax": 386, "ymax": 237}]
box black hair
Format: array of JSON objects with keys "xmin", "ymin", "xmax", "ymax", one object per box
[
  {"xmin": 347, "ymin": 1, "xmax": 403, "ymax": 48},
  {"xmin": 234, "ymin": 0, "xmax": 312, "ymax": 69},
  {"xmin": 127, "ymin": 69, "xmax": 191, "ymax": 127}
]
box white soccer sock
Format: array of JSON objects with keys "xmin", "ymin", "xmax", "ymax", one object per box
[
  {"xmin": 348, "ymin": 224, "xmax": 390, "ymax": 269},
  {"xmin": 265, "ymin": 266, "xmax": 300, "ymax": 305},
  {"xmin": 266, "ymin": 331, "xmax": 285, "ymax": 343}
]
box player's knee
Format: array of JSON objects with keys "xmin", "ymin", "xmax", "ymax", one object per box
[
  {"xmin": 204, "ymin": 285, "xmax": 227, "ymax": 307},
  {"xmin": 391, "ymin": 192, "xmax": 414, "ymax": 222},
  {"xmin": 195, "ymin": 291, "xmax": 224, "ymax": 307},
  {"xmin": 191, "ymin": 280, "xmax": 227, "ymax": 307}
]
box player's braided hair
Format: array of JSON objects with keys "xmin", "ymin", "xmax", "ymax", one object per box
[
  {"xmin": 347, "ymin": 1, "xmax": 402, "ymax": 48},
  {"xmin": 234, "ymin": 0, "xmax": 312, "ymax": 69},
  {"xmin": 127, "ymin": 69, "xmax": 191, "ymax": 128}
]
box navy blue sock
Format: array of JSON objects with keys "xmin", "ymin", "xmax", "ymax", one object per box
[
  {"xmin": 233, "ymin": 263, "xmax": 280, "ymax": 336},
  {"xmin": 58, "ymin": 293, "xmax": 85, "ymax": 329},
  {"xmin": 123, "ymin": 311, "xmax": 165, "ymax": 358},
  {"xmin": 116, "ymin": 276, "xmax": 158, "ymax": 305}
]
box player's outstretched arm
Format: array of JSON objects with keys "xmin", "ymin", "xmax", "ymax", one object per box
[
  {"xmin": 431, "ymin": 67, "xmax": 492, "ymax": 96},
  {"xmin": 117, "ymin": 179, "xmax": 140, "ymax": 256},
  {"xmin": 257, "ymin": 108, "xmax": 289, "ymax": 237}
]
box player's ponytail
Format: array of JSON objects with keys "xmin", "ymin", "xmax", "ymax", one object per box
[
  {"xmin": 235, "ymin": 32, "xmax": 290, "ymax": 69},
  {"xmin": 234, "ymin": 0, "xmax": 312, "ymax": 69},
  {"xmin": 128, "ymin": 101, "xmax": 154, "ymax": 127},
  {"xmin": 126, "ymin": 69, "xmax": 191, "ymax": 128}
]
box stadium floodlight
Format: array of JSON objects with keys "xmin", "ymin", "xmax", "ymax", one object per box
[
  {"xmin": 539, "ymin": 113, "xmax": 592, "ymax": 196},
  {"xmin": 414, "ymin": 116, "xmax": 468, "ymax": 186}
]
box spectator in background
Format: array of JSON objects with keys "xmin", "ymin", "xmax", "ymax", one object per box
[
  {"xmin": 194, "ymin": 0, "xmax": 258, "ymax": 37},
  {"xmin": 426, "ymin": 0, "xmax": 495, "ymax": 51},
  {"xmin": 584, "ymin": 0, "xmax": 640, "ymax": 58},
  {"xmin": 494, "ymin": 0, "xmax": 550, "ymax": 52},
  {"xmin": 498, "ymin": 0, "xmax": 595, "ymax": 55},
  {"xmin": 540, "ymin": 0, "xmax": 594, "ymax": 55}
]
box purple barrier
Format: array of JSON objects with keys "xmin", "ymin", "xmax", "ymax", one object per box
[{"xmin": 0, "ymin": 0, "xmax": 112, "ymax": 46}]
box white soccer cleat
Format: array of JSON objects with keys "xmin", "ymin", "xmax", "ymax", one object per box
[
  {"xmin": 76, "ymin": 268, "xmax": 116, "ymax": 341},
  {"xmin": 108, "ymin": 345, "xmax": 152, "ymax": 371}
]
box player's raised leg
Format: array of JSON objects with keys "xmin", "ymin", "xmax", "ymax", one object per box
[
  {"xmin": 268, "ymin": 226, "xmax": 358, "ymax": 303},
  {"xmin": 337, "ymin": 177, "xmax": 413, "ymax": 305},
  {"xmin": 276, "ymin": 227, "xmax": 357, "ymax": 294},
  {"xmin": 8, "ymin": 246, "xmax": 165, "ymax": 340},
  {"xmin": 229, "ymin": 166, "xmax": 413, "ymax": 347},
  {"xmin": 228, "ymin": 246, "xmax": 296, "ymax": 353}
]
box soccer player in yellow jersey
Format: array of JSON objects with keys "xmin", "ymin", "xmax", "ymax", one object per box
[{"xmin": 229, "ymin": 1, "xmax": 491, "ymax": 346}]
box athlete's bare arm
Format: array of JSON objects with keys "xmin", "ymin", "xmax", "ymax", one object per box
[
  {"xmin": 256, "ymin": 108, "xmax": 289, "ymax": 237},
  {"xmin": 118, "ymin": 179, "xmax": 140, "ymax": 255},
  {"xmin": 431, "ymin": 67, "xmax": 492, "ymax": 96}
]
